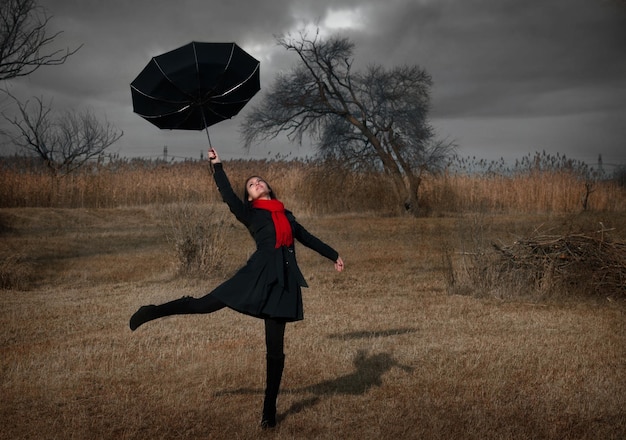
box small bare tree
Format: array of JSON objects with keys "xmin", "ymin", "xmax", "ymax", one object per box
[
  {"xmin": 0, "ymin": 0, "xmax": 80, "ymax": 81},
  {"xmin": 241, "ymin": 29, "xmax": 454, "ymax": 215},
  {"xmin": 4, "ymin": 96, "xmax": 123, "ymax": 175}
]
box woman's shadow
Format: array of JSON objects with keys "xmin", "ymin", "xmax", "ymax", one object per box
[
  {"xmin": 215, "ymin": 328, "xmax": 415, "ymax": 424},
  {"xmin": 279, "ymin": 349, "xmax": 414, "ymax": 421}
]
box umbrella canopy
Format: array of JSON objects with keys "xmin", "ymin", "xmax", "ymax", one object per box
[{"xmin": 130, "ymin": 41, "xmax": 260, "ymax": 132}]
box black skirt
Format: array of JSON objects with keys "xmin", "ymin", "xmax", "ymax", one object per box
[{"xmin": 210, "ymin": 246, "xmax": 307, "ymax": 322}]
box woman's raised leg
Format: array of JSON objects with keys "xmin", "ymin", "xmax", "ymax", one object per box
[{"xmin": 129, "ymin": 294, "xmax": 226, "ymax": 331}]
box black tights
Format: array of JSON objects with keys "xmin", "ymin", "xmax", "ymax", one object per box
[{"xmin": 264, "ymin": 318, "xmax": 286, "ymax": 359}]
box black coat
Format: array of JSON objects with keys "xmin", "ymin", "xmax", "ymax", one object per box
[{"xmin": 209, "ymin": 163, "xmax": 339, "ymax": 322}]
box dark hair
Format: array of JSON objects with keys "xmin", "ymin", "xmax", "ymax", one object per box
[{"xmin": 242, "ymin": 175, "xmax": 276, "ymax": 206}]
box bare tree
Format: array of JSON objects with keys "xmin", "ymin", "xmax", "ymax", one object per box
[
  {"xmin": 241, "ymin": 29, "xmax": 454, "ymax": 214},
  {"xmin": 4, "ymin": 96, "xmax": 123, "ymax": 175},
  {"xmin": 0, "ymin": 0, "xmax": 80, "ymax": 81}
]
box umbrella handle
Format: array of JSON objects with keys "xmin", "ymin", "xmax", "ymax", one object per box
[
  {"xmin": 201, "ymin": 109, "xmax": 215, "ymax": 175},
  {"xmin": 204, "ymin": 126, "xmax": 212, "ymax": 146},
  {"xmin": 201, "ymin": 108, "xmax": 212, "ymax": 147}
]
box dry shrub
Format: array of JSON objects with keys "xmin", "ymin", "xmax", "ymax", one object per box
[
  {"xmin": 491, "ymin": 229, "xmax": 626, "ymax": 299},
  {"xmin": 0, "ymin": 252, "xmax": 33, "ymax": 290},
  {"xmin": 0, "ymin": 211, "xmax": 34, "ymax": 289},
  {"xmin": 157, "ymin": 203, "xmax": 230, "ymax": 278},
  {"xmin": 449, "ymin": 219, "xmax": 626, "ymax": 300}
]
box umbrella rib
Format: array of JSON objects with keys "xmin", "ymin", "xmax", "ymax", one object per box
[
  {"xmin": 211, "ymin": 43, "xmax": 236, "ymax": 99},
  {"xmin": 152, "ymin": 57, "xmax": 194, "ymax": 101},
  {"xmin": 133, "ymin": 54, "xmax": 197, "ymax": 121},
  {"xmin": 193, "ymin": 41, "xmax": 201, "ymax": 90},
  {"xmin": 132, "ymin": 105, "xmax": 193, "ymax": 120},
  {"xmin": 130, "ymin": 84, "xmax": 190, "ymax": 105},
  {"xmin": 225, "ymin": 43, "xmax": 235, "ymax": 76},
  {"xmin": 211, "ymin": 62, "xmax": 260, "ymax": 100}
]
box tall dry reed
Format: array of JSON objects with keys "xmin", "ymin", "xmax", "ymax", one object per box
[
  {"xmin": 421, "ymin": 170, "xmax": 626, "ymax": 214},
  {"xmin": 1, "ymin": 155, "xmax": 625, "ymax": 214}
]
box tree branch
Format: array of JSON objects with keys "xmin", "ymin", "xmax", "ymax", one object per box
[{"xmin": 0, "ymin": 0, "xmax": 81, "ymax": 80}]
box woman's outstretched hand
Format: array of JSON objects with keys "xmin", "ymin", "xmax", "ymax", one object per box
[
  {"xmin": 208, "ymin": 148, "xmax": 220, "ymax": 164},
  {"xmin": 334, "ymin": 256, "xmax": 345, "ymax": 272}
]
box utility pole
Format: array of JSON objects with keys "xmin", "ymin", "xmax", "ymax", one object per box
[{"xmin": 597, "ymin": 154, "xmax": 604, "ymax": 178}]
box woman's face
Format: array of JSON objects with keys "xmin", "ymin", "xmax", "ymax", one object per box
[{"xmin": 246, "ymin": 176, "xmax": 271, "ymax": 201}]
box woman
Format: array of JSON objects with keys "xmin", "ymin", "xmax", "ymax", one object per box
[{"xmin": 129, "ymin": 147, "xmax": 344, "ymax": 429}]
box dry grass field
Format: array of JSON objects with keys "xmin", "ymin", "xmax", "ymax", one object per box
[{"xmin": 1, "ymin": 204, "xmax": 624, "ymax": 440}]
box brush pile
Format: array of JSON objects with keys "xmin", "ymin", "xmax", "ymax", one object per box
[{"xmin": 492, "ymin": 227, "xmax": 626, "ymax": 299}]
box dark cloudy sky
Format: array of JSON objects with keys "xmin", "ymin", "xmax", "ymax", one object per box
[{"xmin": 2, "ymin": 0, "xmax": 625, "ymax": 168}]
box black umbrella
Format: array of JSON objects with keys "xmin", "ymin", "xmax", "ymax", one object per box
[{"xmin": 130, "ymin": 41, "xmax": 260, "ymax": 144}]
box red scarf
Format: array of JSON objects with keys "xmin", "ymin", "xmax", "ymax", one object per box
[{"xmin": 251, "ymin": 199, "xmax": 293, "ymax": 248}]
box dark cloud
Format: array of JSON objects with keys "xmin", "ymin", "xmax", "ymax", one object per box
[
  {"xmin": 359, "ymin": 0, "xmax": 626, "ymax": 115},
  {"xmin": 1, "ymin": 0, "xmax": 624, "ymax": 165}
]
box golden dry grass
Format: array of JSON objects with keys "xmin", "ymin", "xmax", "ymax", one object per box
[
  {"xmin": 1, "ymin": 206, "xmax": 625, "ymax": 439},
  {"xmin": 2, "ymin": 158, "xmax": 625, "ymax": 214}
]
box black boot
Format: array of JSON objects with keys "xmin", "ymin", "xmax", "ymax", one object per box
[
  {"xmin": 261, "ymin": 354, "xmax": 285, "ymax": 429},
  {"xmin": 129, "ymin": 296, "xmax": 192, "ymax": 331}
]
